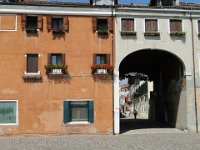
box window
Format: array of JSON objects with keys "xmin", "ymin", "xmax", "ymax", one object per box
[
  {"xmin": 52, "ymin": 18, "xmax": 63, "ymax": 30},
  {"xmin": 198, "ymin": 20, "xmax": 200, "ymax": 34},
  {"xmin": 170, "ymin": 19, "xmax": 182, "ymax": 32},
  {"xmin": 26, "ymin": 54, "xmax": 38, "ymax": 73},
  {"xmin": 46, "ymin": 53, "xmax": 66, "ymax": 75},
  {"xmin": 26, "ymin": 16, "xmax": 37, "ymax": 30},
  {"xmin": 121, "ymin": 19, "xmax": 134, "ymax": 32},
  {"xmin": 63, "ymin": 100, "xmax": 94, "ymax": 123},
  {"xmin": 50, "ymin": 54, "xmax": 63, "ymax": 65},
  {"xmin": 97, "ymin": 19, "xmax": 108, "ymax": 31},
  {"xmin": 145, "ymin": 19, "xmax": 158, "ymax": 32},
  {"xmin": 94, "ymin": 54, "xmax": 110, "ymax": 64},
  {"xmin": 92, "ymin": 17, "xmax": 112, "ymax": 34},
  {"xmin": 0, "ymin": 100, "xmax": 18, "ymax": 125},
  {"xmin": 96, "ymin": 54, "xmax": 107, "ymax": 64},
  {"xmin": 47, "ymin": 16, "xmax": 69, "ymax": 32},
  {"xmin": 21, "ymin": 15, "xmax": 43, "ymax": 32}
]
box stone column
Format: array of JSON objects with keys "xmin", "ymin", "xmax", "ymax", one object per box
[{"xmin": 114, "ymin": 70, "xmax": 120, "ymax": 134}]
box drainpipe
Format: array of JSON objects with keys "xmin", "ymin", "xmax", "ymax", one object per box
[
  {"xmin": 190, "ymin": 13, "xmax": 199, "ymax": 133},
  {"xmin": 111, "ymin": 2, "xmax": 116, "ymax": 135}
]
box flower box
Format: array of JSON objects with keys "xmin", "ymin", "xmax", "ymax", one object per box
[
  {"xmin": 26, "ymin": 28, "xmax": 38, "ymax": 33},
  {"xmin": 144, "ymin": 31, "xmax": 160, "ymax": 36},
  {"xmin": 98, "ymin": 30, "xmax": 108, "ymax": 36},
  {"xmin": 51, "ymin": 27, "xmax": 64, "ymax": 34},
  {"xmin": 91, "ymin": 64, "xmax": 113, "ymax": 74},
  {"xmin": 45, "ymin": 64, "xmax": 68, "ymax": 75},
  {"xmin": 121, "ymin": 31, "xmax": 136, "ymax": 36},
  {"xmin": 170, "ymin": 31, "xmax": 186, "ymax": 36}
]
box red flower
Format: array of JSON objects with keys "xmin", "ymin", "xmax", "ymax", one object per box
[{"xmin": 101, "ymin": 64, "xmax": 107, "ymax": 69}]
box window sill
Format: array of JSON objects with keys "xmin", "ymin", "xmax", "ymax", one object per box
[
  {"xmin": 23, "ymin": 72, "xmax": 42, "ymax": 80},
  {"xmin": 170, "ymin": 32, "xmax": 186, "ymax": 36},
  {"xmin": 121, "ymin": 31, "xmax": 136, "ymax": 36},
  {"xmin": 144, "ymin": 32, "xmax": 160, "ymax": 36},
  {"xmin": 67, "ymin": 121, "xmax": 91, "ymax": 125},
  {"xmin": 0, "ymin": 123, "xmax": 18, "ymax": 126}
]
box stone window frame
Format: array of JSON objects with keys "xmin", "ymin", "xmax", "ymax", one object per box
[
  {"xmin": 0, "ymin": 100, "xmax": 19, "ymax": 126},
  {"xmin": 0, "ymin": 14, "xmax": 17, "ymax": 32}
]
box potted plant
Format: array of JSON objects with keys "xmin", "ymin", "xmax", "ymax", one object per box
[
  {"xmin": 91, "ymin": 64, "xmax": 113, "ymax": 74},
  {"xmin": 51, "ymin": 27, "xmax": 64, "ymax": 34},
  {"xmin": 45, "ymin": 64, "xmax": 68, "ymax": 74}
]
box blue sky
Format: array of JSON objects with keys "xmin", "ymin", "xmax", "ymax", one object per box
[{"xmin": 50, "ymin": 0, "xmax": 200, "ymax": 4}]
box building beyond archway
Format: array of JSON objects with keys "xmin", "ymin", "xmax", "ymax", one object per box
[{"xmin": 118, "ymin": 49, "xmax": 187, "ymax": 133}]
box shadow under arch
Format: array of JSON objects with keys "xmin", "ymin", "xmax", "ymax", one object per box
[{"xmin": 119, "ymin": 48, "xmax": 187, "ymax": 133}]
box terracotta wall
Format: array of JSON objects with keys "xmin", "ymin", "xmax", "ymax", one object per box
[{"xmin": 0, "ymin": 15, "xmax": 114, "ymax": 135}]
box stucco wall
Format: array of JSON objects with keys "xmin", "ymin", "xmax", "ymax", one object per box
[
  {"xmin": 0, "ymin": 15, "xmax": 113, "ymax": 135},
  {"xmin": 115, "ymin": 9, "xmax": 200, "ymax": 132}
]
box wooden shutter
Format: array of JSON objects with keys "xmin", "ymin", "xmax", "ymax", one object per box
[
  {"xmin": 92, "ymin": 17, "xmax": 97, "ymax": 31},
  {"xmin": 21, "ymin": 15, "xmax": 26, "ymax": 30},
  {"xmin": 198, "ymin": 20, "xmax": 200, "ymax": 33},
  {"xmin": 62, "ymin": 53, "xmax": 66, "ymax": 65},
  {"xmin": 88, "ymin": 101, "xmax": 94, "ymax": 123},
  {"xmin": 121, "ymin": 19, "xmax": 127, "ymax": 31},
  {"xmin": 47, "ymin": 54, "xmax": 51, "ymax": 64},
  {"xmin": 26, "ymin": 54, "xmax": 38, "ymax": 73},
  {"xmin": 151, "ymin": 20, "xmax": 157, "ymax": 31},
  {"xmin": 37, "ymin": 15, "xmax": 43, "ymax": 30},
  {"xmin": 63, "ymin": 17, "xmax": 69, "ymax": 31},
  {"xmin": 47, "ymin": 16, "xmax": 52, "ymax": 30},
  {"xmin": 175, "ymin": 20, "xmax": 182, "ymax": 31},
  {"xmin": 63, "ymin": 101, "xmax": 70, "ymax": 123},
  {"xmin": 106, "ymin": 54, "xmax": 110, "ymax": 64},
  {"xmin": 108, "ymin": 17, "xmax": 113, "ymax": 32},
  {"xmin": 145, "ymin": 20, "xmax": 151, "ymax": 32},
  {"xmin": 93, "ymin": 54, "xmax": 97, "ymax": 64}
]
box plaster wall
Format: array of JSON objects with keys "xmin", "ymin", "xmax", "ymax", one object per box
[{"xmin": 0, "ymin": 15, "xmax": 113, "ymax": 135}]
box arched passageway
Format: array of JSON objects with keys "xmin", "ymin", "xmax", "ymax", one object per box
[{"xmin": 119, "ymin": 49, "xmax": 186, "ymax": 133}]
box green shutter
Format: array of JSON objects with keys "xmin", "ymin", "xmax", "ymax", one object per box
[
  {"xmin": 88, "ymin": 101, "xmax": 94, "ymax": 123},
  {"xmin": 63, "ymin": 101, "xmax": 70, "ymax": 123}
]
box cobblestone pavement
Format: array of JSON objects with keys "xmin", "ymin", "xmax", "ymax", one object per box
[{"xmin": 0, "ymin": 133, "xmax": 200, "ymax": 150}]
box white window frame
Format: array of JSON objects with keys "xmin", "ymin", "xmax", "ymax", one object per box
[
  {"xmin": 0, "ymin": 100, "xmax": 18, "ymax": 126},
  {"xmin": 144, "ymin": 18, "xmax": 159, "ymax": 33},
  {"xmin": 168, "ymin": 19, "xmax": 184, "ymax": 33},
  {"xmin": 120, "ymin": 18, "xmax": 136, "ymax": 32},
  {"xmin": 24, "ymin": 54, "xmax": 41, "ymax": 75},
  {"xmin": 0, "ymin": 15, "xmax": 17, "ymax": 32},
  {"xmin": 64, "ymin": 99, "xmax": 93, "ymax": 124}
]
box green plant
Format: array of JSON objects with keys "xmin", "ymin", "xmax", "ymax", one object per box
[
  {"xmin": 170, "ymin": 31, "xmax": 186, "ymax": 36},
  {"xmin": 45, "ymin": 64, "xmax": 68, "ymax": 74}
]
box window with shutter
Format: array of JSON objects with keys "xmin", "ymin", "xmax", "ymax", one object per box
[
  {"xmin": 121, "ymin": 19, "xmax": 134, "ymax": 32},
  {"xmin": 170, "ymin": 19, "xmax": 182, "ymax": 32},
  {"xmin": 63, "ymin": 100, "xmax": 94, "ymax": 123},
  {"xmin": 26, "ymin": 54, "xmax": 38, "ymax": 73},
  {"xmin": 0, "ymin": 100, "xmax": 18, "ymax": 125},
  {"xmin": 26, "ymin": 16, "xmax": 38, "ymax": 33},
  {"xmin": 52, "ymin": 18, "xmax": 64, "ymax": 34},
  {"xmin": 145, "ymin": 19, "xmax": 158, "ymax": 32}
]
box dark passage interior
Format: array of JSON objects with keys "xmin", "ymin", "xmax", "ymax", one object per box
[{"xmin": 119, "ymin": 49, "xmax": 186, "ymax": 133}]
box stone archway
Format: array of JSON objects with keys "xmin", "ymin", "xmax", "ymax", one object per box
[{"xmin": 114, "ymin": 49, "xmax": 187, "ymax": 134}]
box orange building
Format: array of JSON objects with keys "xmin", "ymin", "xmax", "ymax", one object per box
[{"xmin": 0, "ymin": 1, "xmax": 115, "ymax": 135}]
